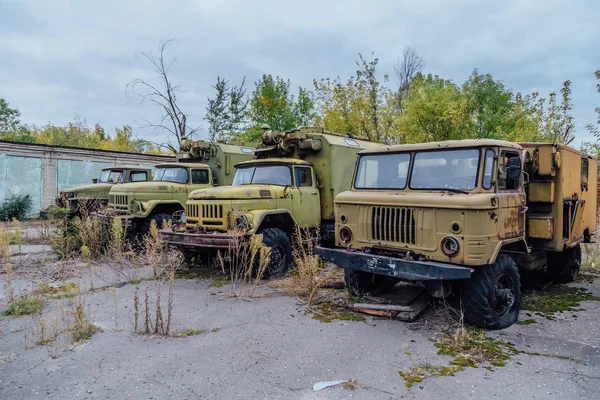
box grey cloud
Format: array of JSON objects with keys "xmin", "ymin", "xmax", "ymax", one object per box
[{"xmin": 1, "ymin": 0, "xmax": 599, "ymax": 145}]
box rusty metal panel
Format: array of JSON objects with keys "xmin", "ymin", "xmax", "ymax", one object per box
[
  {"xmin": 529, "ymin": 217, "xmax": 554, "ymax": 239},
  {"xmin": 529, "ymin": 182, "xmax": 554, "ymax": 202},
  {"xmin": 536, "ymin": 146, "xmax": 556, "ymax": 176}
]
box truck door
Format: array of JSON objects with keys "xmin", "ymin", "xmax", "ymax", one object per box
[
  {"xmin": 292, "ymin": 166, "xmax": 321, "ymax": 227},
  {"xmin": 497, "ymin": 149, "xmax": 526, "ymax": 240},
  {"xmin": 188, "ymin": 168, "xmax": 211, "ymax": 195}
]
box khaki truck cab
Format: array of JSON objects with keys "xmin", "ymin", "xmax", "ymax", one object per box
[
  {"xmin": 159, "ymin": 127, "xmax": 383, "ymax": 277},
  {"xmin": 103, "ymin": 141, "xmax": 257, "ymax": 234},
  {"xmin": 316, "ymin": 140, "xmax": 597, "ymax": 329},
  {"xmin": 57, "ymin": 165, "xmax": 152, "ymax": 214}
]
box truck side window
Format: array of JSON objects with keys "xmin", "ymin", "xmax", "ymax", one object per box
[
  {"xmin": 295, "ymin": 167, "xmax": 313, "ymax": 187},
  {"xmin": 482, "ymin": 149, "xmax": 495, "ymax": 190},
  {"xmin": 191, "ymin": 169, "xmax": 209, "ymax": 184},
  {"xmin": 582, "ymin": 157, "xmax": 589, "ymax": 189},
  {"xmin": 130, "ymin": 171, "xmax": 147, "ymax": 182},
  {"xmin": 498, "ymin": 151, "xmax": 520, "ymax": 191}
]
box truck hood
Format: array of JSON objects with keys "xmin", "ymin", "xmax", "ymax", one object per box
[
  {"xmin": 189, "ymin": 185, "xmax": 282, "ymax": 200},
  {"xmin": 61, "ymin": 183, "xmax": 113, "ymax": 194},
  {"xmin": 110, "ymin": 181, "xmax": 187, "ymax": 195},
  {"xmin": 336, "ymin": 191, "xmax": 498, "ymax": 210}
]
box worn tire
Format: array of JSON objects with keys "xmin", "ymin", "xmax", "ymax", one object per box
[
  {"xmin": 462, "ymin": 253, "xmax": 521, "ymax": 330},
  {"xmin": 259, "ymin": 228, "xmax": 292, "ymax": 278},
  {"xmin": 344, "ymin": 269, "xmax": 399, "ymax": 297},
  {"xmin": 137, "ymin": 213, "xmax": 172, "ymax": 236},
  {"xmin": 547, "ymin": 244, "xmax": 581, "ymax": 283}
]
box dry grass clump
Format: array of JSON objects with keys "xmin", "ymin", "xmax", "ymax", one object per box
[
  {"xmin": 132, "ymin": 219, "xmax": 181, "ymax": 336},
  {"xmin": 217, "ymin": 228, "xmax": 270, "ymax": 298}
]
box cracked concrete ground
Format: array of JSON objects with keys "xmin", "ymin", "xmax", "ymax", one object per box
[{"xmin": 1, "ymin": 243, "xmax": 600, "ymax": 399}]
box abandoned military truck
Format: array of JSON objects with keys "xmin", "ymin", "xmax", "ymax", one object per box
[
  {"xmin": 316, "ymin": 140, "xmax": 597, "ymax": 329},
  {"xmin": 103, "ymin": 140, "xmax": 256, "ymax": 234},
  {"xmin": 57, "ymin": 165, "xmax": 153, "ymax": 214},
  {"xmin": 159, "ymin": 127, "xmax": 383, "ymax": 277}
]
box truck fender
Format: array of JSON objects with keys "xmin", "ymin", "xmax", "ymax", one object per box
[
  {"xmin": 138, "ymin": 200, "xmax": 185, "ymax": 218},
  {"xmin": 249, "ymin": 209, "xmax": 298, "ymax": 236},
  {"xmin": 490, "ymin": 238, "xmax": 529, "ymax": 264}
]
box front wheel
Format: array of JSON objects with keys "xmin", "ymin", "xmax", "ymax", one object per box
[
  {"xmin": 259, "ymin": 228, "xmax": 292, "ymax": 278},
  {"xmin": 547, "ymin": 244, "xmax": 581, "ymax": 283},
  {"xmin": 462, "ymin": 254, "xmax": 521, "ymax": 330},
  {"xmin": 344, "ymin": 269, "xmax": 399, "ymax": 297}
]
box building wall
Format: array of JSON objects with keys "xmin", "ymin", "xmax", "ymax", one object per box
[{"xmin": 0, "ymin": 141, "xmax": 174, "ymax": 217}]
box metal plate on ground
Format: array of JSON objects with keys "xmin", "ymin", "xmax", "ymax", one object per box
[{"xmin": 352, "ymin": 283, "xmax": 430, "ymax": 322}]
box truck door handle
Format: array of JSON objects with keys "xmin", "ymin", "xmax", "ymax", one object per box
[
  {"xmin": 311, "ymin": 192, "xmax": 317, "ymax": 195},
  {"xmin": 520, "ymin": 206, "xmax": 528, "ymax": 214}
]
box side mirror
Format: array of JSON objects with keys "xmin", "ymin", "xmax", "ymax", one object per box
[
  {"xmin": 506, "ymin": 157, "xmax": 521, "ymax": 180},
  {"xmin": 92, "ymin": 178, "xmax": 98, "ymax": 184}
]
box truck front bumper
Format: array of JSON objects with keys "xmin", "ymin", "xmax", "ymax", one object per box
[
  {"xmin": 159, "ymin": 227, "xmax": 242, "ymax": 250},
  {"xmin": 315, "ymin": 247, "xmax": 472, "ymax": 281}
]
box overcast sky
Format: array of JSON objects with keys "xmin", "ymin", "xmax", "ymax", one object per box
[{"xmin": 1, "ymin": 0, "xmax": 599, "ymax": 147}]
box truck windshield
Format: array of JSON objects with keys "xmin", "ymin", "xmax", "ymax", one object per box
[
  {"xmin": 233, "ymin": 165, "xmax": 292, "ymax": 186},
  {"xmin": 410, "ymin": 149, "xmax": 480, "ymax": 191},
  {"xmin": 355, "ymin": 153, "xmax": 411, "ymax": 189},
  {"xmin": 99, "ymin": 169, "xmax": 125, "ymax": 183},
  {"xmin": 153, "ymin": 167, "xmax": 189, "ymax": 184}
]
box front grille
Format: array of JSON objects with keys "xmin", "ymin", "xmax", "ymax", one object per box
[
  {"xmin": 202, "ymin": 204, "xmax": 223, "ymax": 220},
  {"xmin": 187, "ymin": 203, "xmax": 199, "ymax": 220},
  {"xmin": 109, "ymin": 194, "xmax": 129, "ymax": 206},
  {"xmin": 186, "ymin": 202, "xmax": 226, "ymax": 229},
  {"xmin": 370, "ymin": 206, "xmax": 418, "ymax": 245}
]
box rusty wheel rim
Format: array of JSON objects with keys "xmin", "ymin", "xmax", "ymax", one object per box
[{"xmin": 492, "ymin": 274, "xmax": 515, "ymax": 317}]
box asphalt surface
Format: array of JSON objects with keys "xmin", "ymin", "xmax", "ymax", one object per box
[{"xmin": 1, "ymin": 247, "xmax": 600, "ymax": 399}]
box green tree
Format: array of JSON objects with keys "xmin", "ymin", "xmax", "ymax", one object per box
[
  {"xmin": 245, "ymin": 74, "xmax": 315, "ymax": 141},
  {"xmin": 582, "ymin": 70, "xmax": 600, "ymax": 156},
  {"xmin": 0, "ymin": 98, "xmax": 35, "ymax": 143},
  {"xmin": 314, "ymin": 53, "xmax": 394, "ymax": 142},
  {"xmin": 205, "ymin": 77, "xmax": 249, "ymax": 141},
  {"xmin": 461, "ymin": 70, "xmax": 515, "ymax": 139},
  {"xmin": 396, "ymin": 73, "xmax": 468, "ymax": 143}
]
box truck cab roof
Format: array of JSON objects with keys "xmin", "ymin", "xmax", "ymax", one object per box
[
  {"xmin": 102, "ymin": 165, "xmax": 151, "ymax": 171},
  {"xmin": 359, "ymin": 139, "xmax": 523, "ymax": 155},
  {"xmin": 155, "ymin": 162, "xmax": 211, "ymax": 169},
  {"xmin": 235, "ymin": 158, "xmax": 313, "ymax": 168}
]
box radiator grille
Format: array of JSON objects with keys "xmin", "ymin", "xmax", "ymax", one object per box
[
  {"xmin": 109, "ymin": 194, "xmax": 128, "ymax": 206},
  {"xmin": 202, "ymin": 204, "xmax": 223, "ymax": 220},
  {"xmin": 370, "ymin": 206, "xmax": 418, "ymax": 245}
]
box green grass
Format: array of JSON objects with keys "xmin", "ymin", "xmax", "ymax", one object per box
[
  {"xmin": 311, "ymin": 301, "xmax": 366, "ymax": 323},
  {"xmin": 172, "ymin": 328, "xmax": 206, "ymax": 337},
  {"xmin": 2, "ymin": 297, "xmax": 44, "ymax": 316},
  {"xmin": 515, "ymin": 318, "xmax": 537, "ymax": 326},
  {"xmin": 521, "ymin": 285, "xmax": 600, "ymax": 314}
]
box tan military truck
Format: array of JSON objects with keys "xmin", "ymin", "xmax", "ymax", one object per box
[
  {"xmin": 159, "ymin": 127, "xmax": 383, "ymax": 277},
  {"xmin": 315, "ymin": 140, "xmax": 597, "ymax": 329},
  {"xmin": 57, "ymin": 165, "xmax": 153, "ymax": 214},
  {"xmin": 104, "ymin": 140, "xmax": 256, "ymax": 234}
]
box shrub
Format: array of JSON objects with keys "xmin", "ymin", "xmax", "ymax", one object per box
[{"xmin": 0, "ymin": 195, "xmax": 32, "ymax": 221}]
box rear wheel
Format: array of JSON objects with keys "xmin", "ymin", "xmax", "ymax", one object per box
[
  {"xmin": 259, "ymin": 228, "xmax": 292, "ymax": 278},
  {"xmin": 462, "ymin": 254, "xmax": 521, "ymax": 330},
  {"xmin": 344, "ymin": 270, "xmax": 399, "ymax": 297},
  {"xmin": 547, "ymin": 244, "xmax": 581, "ymax": 283}
]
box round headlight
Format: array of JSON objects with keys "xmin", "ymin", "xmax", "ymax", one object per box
[
  {"xmin": 340, "ymin": 226, "xmax": 353, "ymax": 243},
  {"xmin": 180, "ymin": 212, "xmax": 187, "ymax": 224},
  {"xmin": 441, "ymin": 236, "xmax": 460, "ymax": 256}
]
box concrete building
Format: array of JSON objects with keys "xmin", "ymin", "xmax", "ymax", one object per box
[{"xmin": 0, "ymin": 140, "xmax": 174, "ymax": 216}]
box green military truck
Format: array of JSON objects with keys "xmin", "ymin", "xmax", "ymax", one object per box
[
  {"xmin": 159, "ymin": 127, "xmax": 383, "ymax": 277},
  {"xmin": 57, "ymin": 165, "xmax": 153, "ymax": 214},
  {"xmin": 104, "ymin": 140, "xmax": 256, "ymax": 234},
  {"xmin": 315, "ymin": 140, "xmax": 597, "ymax": 329}
]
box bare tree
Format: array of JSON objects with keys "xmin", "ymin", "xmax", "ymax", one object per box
[
  {"xmin": 393, "ymin": 47, "xmax": 426, "ymax": 111},
  {"xmin": 127, "ymin": 39, "xmax": 199, "ymax": 152}
]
